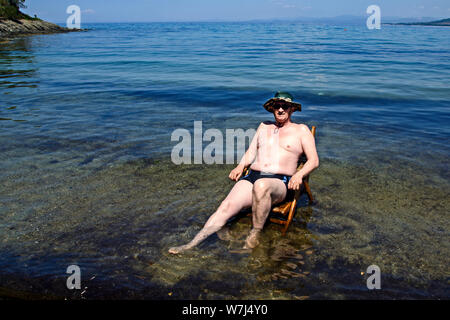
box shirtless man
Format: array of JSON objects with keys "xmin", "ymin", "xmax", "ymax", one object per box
[{"xmin": 169, "ymin": 92, "xmax": 319, "ymax": 254}]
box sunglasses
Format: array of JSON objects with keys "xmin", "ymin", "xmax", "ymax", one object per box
[{"xmin": 272, "ymin": 103, "xmax": 291, "ymax": 110}]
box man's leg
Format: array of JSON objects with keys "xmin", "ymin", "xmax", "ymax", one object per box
[
  {"xmin": 244, "ymin": 178, "xmax": 287, "ymax": 249},
  {"xmin": 168, "ymin": 180, "xmax": 253, "ymax": 254}
]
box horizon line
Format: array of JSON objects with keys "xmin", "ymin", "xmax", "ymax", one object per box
[{"xmin": 48, "ymin": 15, "xmax": 449, "ymax": 25}]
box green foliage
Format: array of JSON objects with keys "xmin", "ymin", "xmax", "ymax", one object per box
[
  {"xmin": 0, "ymin": 0, "xmax": 33, "ymax": 19},
  {"xmin": 8, "ymin": 0, "xmax": 26, "ymax": 9}
]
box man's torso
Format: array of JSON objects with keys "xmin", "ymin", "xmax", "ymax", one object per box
[{"xmin": 250, "ymin": 122, "xmax": 304, "ymax": 176}]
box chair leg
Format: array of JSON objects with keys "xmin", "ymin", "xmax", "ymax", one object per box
[
  {"xmin": 281, "ymin": 199, "xmax": 297, "ymax": 235},
  {"xmin": 281, "ymin": 222, "xmax": 289, "ymax": 236}
]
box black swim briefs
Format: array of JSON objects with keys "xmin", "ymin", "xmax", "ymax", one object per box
[{"xmin": 240, "ymin": 169, "xmax": 291, "ymax": 190}]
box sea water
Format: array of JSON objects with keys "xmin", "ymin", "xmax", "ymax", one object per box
[{"xmin": 0, "ymin": 22, "xmax": 449, "ymax": 299}]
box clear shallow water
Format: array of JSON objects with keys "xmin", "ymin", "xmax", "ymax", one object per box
[{"xmin": 0, "ymin": 22, "xmax": 449, "ymax": 299}]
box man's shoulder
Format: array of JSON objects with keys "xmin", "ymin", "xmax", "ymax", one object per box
[
  {"xmin": 298, "ymin": 123, "xmax": 311, "ymax": 131},
  {"xmin": 291, "ymin": 122, "xmax": 311, "ymax": 133}
]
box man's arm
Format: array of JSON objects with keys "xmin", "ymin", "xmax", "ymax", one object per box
[
  {"xmin": 229, "ymin": 123, "xmax": 263, "ymax": 181},
  {"xmin": 288, "ymin": 124, "xmax": 319, "ymax": 190}
]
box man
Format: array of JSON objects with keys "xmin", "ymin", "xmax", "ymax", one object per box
[{"xmin": 169, "ymin": 92, "xmax": 319, "ymax": 254}]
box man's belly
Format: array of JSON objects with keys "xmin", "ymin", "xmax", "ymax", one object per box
[{"xmin": 250, "ymin": 151, "xmax": 299, "ymax": 176}]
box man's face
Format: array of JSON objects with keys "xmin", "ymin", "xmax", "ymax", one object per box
[{"xmin": 272, "ymin": 102, "xmax": 293, "ymax": 122}]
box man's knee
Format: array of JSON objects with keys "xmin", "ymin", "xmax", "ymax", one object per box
[
  {"xmin": 252, "ymin": 180, "xmax": 271, "ymax": 200},
  {"xmin": 217, "ymin": 198, "xmax": 240, "ymax": 217},
  {"xmin": 218, "ymin": 199, "xmax": 232, "ymax": 212},
  {"xmin": 206, "ymin": 200, "xmax": 236, "ymax": 228}
]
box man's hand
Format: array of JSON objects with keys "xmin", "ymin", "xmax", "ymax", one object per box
[
  {"xmin": 288, "ymin": 172, "xmax": 303, "ymax": 190},
  {"xmin": 229, "ymin": 165, "xmax": 245, "ymax": 181}
]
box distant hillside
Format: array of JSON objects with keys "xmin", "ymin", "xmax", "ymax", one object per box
[{"xmin": 387, "ymin": 18, "xmax": 450, "ymax": 26}]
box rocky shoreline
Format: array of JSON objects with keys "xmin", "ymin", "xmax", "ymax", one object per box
[{"xmin": 0, "ymin": 18, "xmax": 81, "ymax": 37}]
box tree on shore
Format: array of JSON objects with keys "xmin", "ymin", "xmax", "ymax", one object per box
[
  {"xmin": 1, "ymin": 0, "xmax": 33, "ymax": 19},
  {"xmin": 8, "ymin": 0, "xmax": 26, "ymax": 9}
]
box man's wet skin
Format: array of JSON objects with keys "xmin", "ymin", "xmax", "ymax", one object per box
[{"xmin": 169, "ymin": 100, "xmax": 319, "ymax": 254}]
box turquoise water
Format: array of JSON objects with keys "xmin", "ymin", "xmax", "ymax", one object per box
[{"xmin": 0, "ymin": 22, "xmax": 449, "ymax": 299}]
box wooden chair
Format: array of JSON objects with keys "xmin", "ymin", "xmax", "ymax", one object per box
[{"xmin": 244, "ymin": 126, "xmax": 316, "ymax": 235}]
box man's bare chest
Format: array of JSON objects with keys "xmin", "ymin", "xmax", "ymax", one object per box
[{"xmin": 257, "ymin": 126, "xmax": 302, "ymax": 155}]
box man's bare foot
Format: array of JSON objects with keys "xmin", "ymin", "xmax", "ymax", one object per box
[
  {"xmin": 168, "ymin": 244, "xmax": 190, "ymax": 254},
  {"xmin": 243, "ymin": 228, "xmax": 262, "ymax": 249}
]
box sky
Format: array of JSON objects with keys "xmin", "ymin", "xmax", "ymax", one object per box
[{"xmin": 22, "ymin": 0, "xmax": 450, "ymax": 23}]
